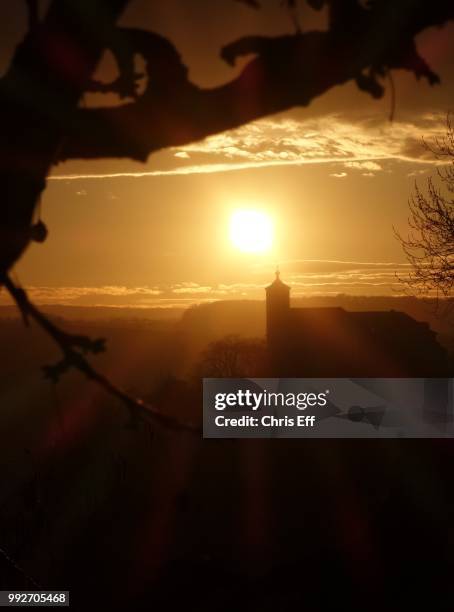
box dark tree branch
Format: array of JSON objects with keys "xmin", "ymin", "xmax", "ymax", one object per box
[
  {"xmin": 2, "ymin": 274, "xmax": 201, "ymax": 434},
  {"xmin": 57, "ymin": 1, "xmax": 454, "ymax": 163},
  {"xmin": 0, "ymin": 0, "xmax": 130, "ymax": 277}
]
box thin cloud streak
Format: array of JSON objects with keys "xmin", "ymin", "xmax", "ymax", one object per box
[
  {"xmin": 48, "ymin": 154, "xmax": 442, "ymax": 181},
  {"xmin": 49, "ymin": 155, "xmax": 392, "ymax": 181}
]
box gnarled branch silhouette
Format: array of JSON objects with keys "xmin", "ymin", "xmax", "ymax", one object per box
[
  {"xmin": 2, "ymin": 274, "xmax": 201, "ymax": 434},
  {"xmin": 58, "ymin": 1, "xmax": 452, "ymax": 163}
]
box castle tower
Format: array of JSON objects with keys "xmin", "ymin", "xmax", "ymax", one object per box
[{"xmin": 265, "ymin": 268, "xmax": 290, "ymax": 350}]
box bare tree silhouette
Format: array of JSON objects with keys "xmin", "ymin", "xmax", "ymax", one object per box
[
  {"xmin": 396, "ymin": 115, "xmax": 454, "ymax": 299},
  {"xmin": 0, "ymin": 0, "xmax": 453, "ymax": 427},
  {"xmin": 195, "ymin": 336, "xmax": 266, "ymax": 378}
]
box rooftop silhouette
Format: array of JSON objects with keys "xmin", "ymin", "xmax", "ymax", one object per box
[{"xmin": 266, "ymin": 271, "xmax": 448, "ymax": 377}]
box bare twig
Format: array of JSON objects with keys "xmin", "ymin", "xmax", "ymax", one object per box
[
  {"xmin": 0, "ymin": 543, "xmax": 41, "ymax": 589},
  {"xmin": 2, "ymin": 275, "xmax": 201, "ymax": 434},
  {"xmin": 395, "ymin": 114, "xmax": 454, "ymax": 308}
]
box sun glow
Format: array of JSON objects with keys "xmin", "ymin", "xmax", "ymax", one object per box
[{"xmin": 229, "ymin": 209, "xmax": 274, "ymax": 253}]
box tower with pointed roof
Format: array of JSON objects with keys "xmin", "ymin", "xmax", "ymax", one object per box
[{"xmin": 265, "ymin": 268, "xmax": 290, "ymax": 350}]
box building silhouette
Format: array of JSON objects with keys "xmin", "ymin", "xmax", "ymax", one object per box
[{"xmin": 265, "ymin": 270, "xmax": 448, "ymax": 377}]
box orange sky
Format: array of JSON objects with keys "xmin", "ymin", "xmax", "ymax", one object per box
[{"xmin": 2, "ymin": 1, "xmax": 454, "ymax": 307}]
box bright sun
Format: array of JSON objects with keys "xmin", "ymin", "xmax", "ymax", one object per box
[{"xmin": 229, "ymin": 210, "xmax": 274, "ymax": 253}]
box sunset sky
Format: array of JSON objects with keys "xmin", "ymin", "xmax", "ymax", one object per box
[{"xmin": 3, "ymin": 0, "xmax": 454, "ymax": 308}]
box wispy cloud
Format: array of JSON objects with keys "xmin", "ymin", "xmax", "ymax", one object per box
[
  {"xmin": 250, "ymin": 259, "xmax": 414, "ymax": 297},
  {"xmin": 344, "ymin": 160, "xmax": 383, "ymax": 172},
  {"xmin": 0, "ymin": 285, "xmax": 163, "ymax": 307}
]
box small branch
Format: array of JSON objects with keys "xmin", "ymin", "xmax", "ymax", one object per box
[
  {"xmin": 2, "ymin": 275, "xmax": 200, "ymax": 434},
  {"xmin": 0, "ymin": 543, "xmax": 41, "ymax": 589}
]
